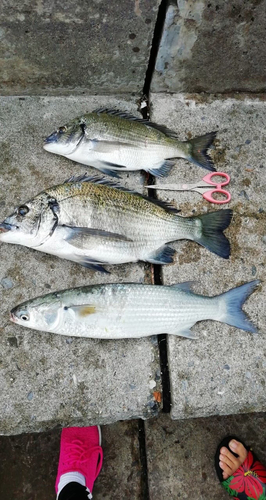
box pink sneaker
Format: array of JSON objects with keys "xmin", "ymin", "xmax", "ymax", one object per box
[{"xmin": 55, "ymin": 426, "xmax": 103, "ymax": 496}]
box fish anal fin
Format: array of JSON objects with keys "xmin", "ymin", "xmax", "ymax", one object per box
[
  {"xmin": 148, "ymin": 160, "xmax": 175, "ymax": 177},
  {"xmin": 147, "ymin": 246, "xmax": 175, "ymax": 265},
  {"xmin": 73, "ymin": 255, "xmax": 110, "ymax": 273},
  {"xmin": 81, "ymin": 261, "xmax": 109, "ymax": 273},
  {"xmin": 171, "ymin": 329, "xmax": 197, "ymax": 339},
  {"xmin": 96, "ymin": 166, "xmax": 122, "ymax": 178}
]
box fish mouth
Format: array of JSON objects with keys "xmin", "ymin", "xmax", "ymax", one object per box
[
  {"xmin": 44, "ymin": 131, "xmax": 58, "ymax": 145},
  {"xmin": 0, "ymin": 222, "xmax": 14, "ymax": 233},
  {"xmin": 10, "ymin": 311, "xmax": 18, "ymax": 323},
  {"xmin": 44, "ymin": 124, "xmax": 85, "ymax": 150}
]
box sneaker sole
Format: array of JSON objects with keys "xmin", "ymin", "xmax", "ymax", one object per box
[{"xmin": 97, "ymin": 425, "xmax": 102, "ymax": 446}]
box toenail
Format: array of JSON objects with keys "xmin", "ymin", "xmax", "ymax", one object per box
[{"xmin": 229, "ymin": 440, "xmax": 237, "ymax": 451}]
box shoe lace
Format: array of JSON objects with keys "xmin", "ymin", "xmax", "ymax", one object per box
[{"xmin": 64, "ymin": 439, "xmax": 103, "ymax": 479}]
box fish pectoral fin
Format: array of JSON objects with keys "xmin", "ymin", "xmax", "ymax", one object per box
[
  {"xmin": 66, "ymin": 304, "xmax": 98, "ymax": 317},
  {"xmin": 171, "ymin": 328, "xmax": 197, "ymax": 340},
  {"xmin": 63, "ymin": 225, "xmax": 132, "ymax": 243},
  {"xmin": 147, "ymin": 246, "xmax": 175, "ymax": 265}
]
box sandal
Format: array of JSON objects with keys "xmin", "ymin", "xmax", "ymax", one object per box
[{"xmin": 215, "ymin": 435, "xmax": 266, "ymax": 499}]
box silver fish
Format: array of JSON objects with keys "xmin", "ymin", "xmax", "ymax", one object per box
[
  {"xmin": 43, "ymin": 108, "xmax": 217, "ymax": 177},
  {"xmin": 0, "ymin": 175, "xmax": 232, "ymax": 272},
  {"xmin": 10, "ymin": 281, "xmax": 260, "ymax": 339}
]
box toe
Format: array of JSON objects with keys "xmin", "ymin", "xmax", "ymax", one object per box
[
  {"xmin": 219, "ymin": 459, "xmax": 233, "ymax": 480},
  {"xmin": 219, "ymin": 451, "xmax": 235, "ymax": 469},
  {"xmin": 219, "ymin": 439, "xmax": 248, "ymax": 481},
  {"xmin": 219, "ymin": 449, "xmax": 236, "ymax": 479},
  {"xmin": 220, "ymin": 446, "xmax": 239, "ymax": 467},
  {"xmin": 229, "ymin": 440, "xmax": 248, "ymax": 462}
]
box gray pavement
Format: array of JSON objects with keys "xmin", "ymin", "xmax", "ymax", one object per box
[
  {"xmin": 0, "ymin": 2, "xmax": 266, "ymax": 499},
  {"xmin": 0, "ymin": 96, "xmax": 161, "ymax": 434},
  {"xmin": 0, "ymin": 420, "xmax": 143, "ymax": 500},
  {"xmin": 0, "ymin": 93, "xmax": 265, "ymax": 432},
  {"xmin": 150, "ymin": 93, "xmax": 266, "ymax": 420},
  {"xmin": 146, "ymin": 412, "xmax": 266, "ymax": 500},
  {"xmin": 0, "ymin": 0, "xmax": 159, "ymax": 95},
  {"xmin": 151, "ymin": 1, "xmax": 266, "ymax": 93},
  {"xmin": 1, "ymin": 413, "xmax": 266, "ymax": 499}
]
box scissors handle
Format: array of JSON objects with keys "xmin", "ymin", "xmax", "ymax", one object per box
[
  {"xmin": 202, "ymin": 172, "xmax": 230, "ymax": 187},
  {"xmin": 203, "ymin": 189, "xmax": 231, "ymax": 204}
]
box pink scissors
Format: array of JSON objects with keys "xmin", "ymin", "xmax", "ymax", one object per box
[{"xmin": 147, "ymin": 172, "xmax": 231, "ymax": 205}]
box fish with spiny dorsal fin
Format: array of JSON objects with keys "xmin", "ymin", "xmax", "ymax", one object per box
[
  {"xmin": 0, "ymin": 175, "xmax": 232, "ymax": 272},
  {"xmin": 43, "ymin": 108, "xmax": 217, "ymax": 177}
]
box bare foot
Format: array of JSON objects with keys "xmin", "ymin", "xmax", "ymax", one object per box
[{"xmin": 219, "ymin": 439, "xmax": 248, "ymax": 480}]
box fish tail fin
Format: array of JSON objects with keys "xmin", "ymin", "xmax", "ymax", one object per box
[
  {"xmin": 193, "ymin": 209, "xmax": 233, "ymax": 258},
  {"xmin": 218, "ymin": 280, "xmax": 260, "ymax": 333},
  {"xmin": 187, "ymin": 131, "xmax": 217, "ymax": 171}
]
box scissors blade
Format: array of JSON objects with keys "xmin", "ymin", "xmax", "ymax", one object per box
[{"xmin": 146, "ymin": 183, "xmax": 199, "ymax": 191}]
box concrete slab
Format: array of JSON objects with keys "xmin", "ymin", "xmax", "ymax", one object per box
[
  {"xmin": 2, "ymin": 412, "xmax": 266, "ymax": 500},
  {"xmin": 0, "ymin": 96, "xmax": 161, "ymax": 434},
  {"xmin": 0, "ymin": 0, "xmax": 160, "ymax": 95},
  {"xmin": 145, "ymin": 412, "xmax": 266, "ymax": 500},
  {"xmin": 149, "ymin": 93, "xmax": 266, "ymax": 419},
  {"xmin": 151, "ymin": 1, "xmax": 266, "ymax": 93},
  {"xmin": 0, "ymin": 420, "xmax": 143, "ymax": 500}
]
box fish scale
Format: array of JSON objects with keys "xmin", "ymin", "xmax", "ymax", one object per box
[
  {"xmin": 43, "ymin": 108, "xmax": 217, "ymax": 176},
  {"xmin": 0, "ymin": 176, "xmax": 233, "ymax": 270},
  {"xmin": 10, "ymin": 281, "xmax": 259, "ymax": 339}
]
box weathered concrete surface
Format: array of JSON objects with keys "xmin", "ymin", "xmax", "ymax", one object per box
[
  {"xmin": 0, "ymin": 420, "xmax": 143, "ymax": 500},
  {"xmin": 1, "ymin": 413, "xmax": 266, "ymax": 500},
  {"xmin": 0, "ymin": 0, "xmax": 160, "ymax": 95},
  {"xmin": 0, "ymin": 96, "xmax": 161, "ymax": 435},
  {"xmin": 151, "ymin": 1, "xmax": 266, "ymax": 93},
  {"xmin": 150, "ymin": 93, "xmax": 266, "ymax": 419},
  {"xmin": 146, "ymin": 412, "xmax": 266, "ymax": 500}
]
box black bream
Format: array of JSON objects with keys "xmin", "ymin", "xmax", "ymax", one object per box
[
  {"xmin": 10, "ymin": 281, "xmax": 260, "ymax": 338},
  {"xmin": 0, "ymin": 175, "xmax": 232, "ymax": 272},
  {"xmin": 43, "ymin": 108, "xmax": 217, "ymax": 177}
]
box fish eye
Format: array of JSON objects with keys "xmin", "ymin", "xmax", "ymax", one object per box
[
  {"xmin": 20, "ymin": 313, "xmax": 29, "ymax": 321},
  {"xmin": 58, "ymin": 126, "xmax": 67, "ymax": 134},
  {"xmin": 18, "ymin": 205, "xmax": 29, "ymax": 216}
]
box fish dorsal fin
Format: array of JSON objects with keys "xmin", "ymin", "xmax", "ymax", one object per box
[
  {"xmin": 171, "ymin": 281, "xmax": 196, "ymax": 292},
  {"xmin": 64, "ymin": 173, "xmax": 131, "ymax": 189},
  {"xmin": 94, "ymin": 107, "xmax": 148, "ymax": 123},
  {"xmin": 63, "ymin": 175, "xmax": 180, "ymax": 214},
  {"xmin": 93, "ymin": 108, "xmax": 179, "ymax": 139}
]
